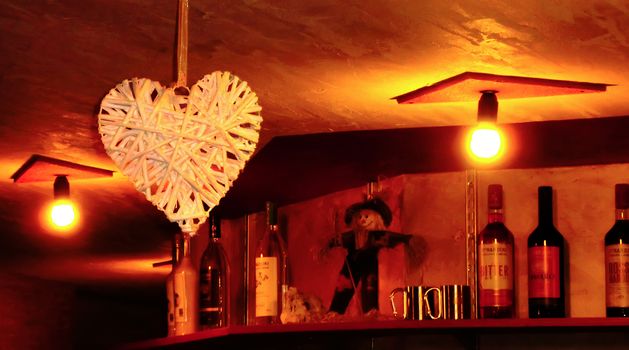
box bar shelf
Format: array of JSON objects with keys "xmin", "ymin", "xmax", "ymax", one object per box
[{"xmin": 121, "ymin": 317, "xmax": 629, "ymax": 349}]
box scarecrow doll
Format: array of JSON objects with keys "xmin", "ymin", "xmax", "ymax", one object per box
[{"xmin": 327, "ymin": 197, "xmax": 411, "ymax": 314}]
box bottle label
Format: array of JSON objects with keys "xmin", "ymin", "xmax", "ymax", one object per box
[
  {"xmin": 606, "ymin": 244, "xmax": 629, "ymax": 307},
  {"xmin": 478, "ymin": 241, "xmax": 513, "ymax": 307},
  {"xmin": 255, "ymin": 257, "xmax": 278, "ymax": 317},
  {"xmin": 528, "ymin": 246, "xmax": 560, "ymax": 298},
  {"xmin": 174, "ymin": 273, "xmax": 190, "ymax": 322},
  {"xmin": 200, "ymin": 268, "xmax": 224, "ymax": 313}
]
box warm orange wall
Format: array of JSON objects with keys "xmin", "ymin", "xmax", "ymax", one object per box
[
  {"xmin": 401, "ymin": 172, "xmax": 468, "ymax": 287},
  {"xmin": 0, "ymin": 273, "xmax": 73, "ymax": 350},
  {"xmin": 0, "ymin": 272, "xmax": 164, "ymax": 349}
]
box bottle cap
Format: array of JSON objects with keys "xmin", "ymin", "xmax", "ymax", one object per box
[
  {"xmin": 488, "ymin": 184, "xmax": 503, "ymax": 209},
  {"xmin": 615, "ymin": 184, "xmax": 629, "ymax": 209},
  {"xmin": 538, "ymin": 186, "xmax": 553, "ymax": 199}
]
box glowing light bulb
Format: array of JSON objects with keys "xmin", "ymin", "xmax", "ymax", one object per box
[
  {"xmin": 468, "ymin": 123, "xmax": 504, "ymax": 161},
  {"xmin": 50, "ymin": 199, "xmax": 76, "ymax": 228}
]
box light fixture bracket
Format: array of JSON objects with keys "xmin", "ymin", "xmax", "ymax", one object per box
[
  {"xmin": 478, "ymin": 91, "xmax": 498, "ymax": 123},
  {"xmin": 53, "ymin": 175, "xmax": 70, "ymax": 199}
]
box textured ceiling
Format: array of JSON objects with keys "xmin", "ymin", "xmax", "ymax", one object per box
[{"xmin": 0, "ymin": 0, "xmax": 627, "ymax": 289}]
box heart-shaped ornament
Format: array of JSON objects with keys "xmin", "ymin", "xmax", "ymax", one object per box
[{"xmin": 98, "ymin": 71, "xmax": 262, "ymax": 234}]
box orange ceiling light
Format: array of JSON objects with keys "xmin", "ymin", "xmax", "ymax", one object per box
[
  {"xmin": 11, "ymin": 154, "xmax": 114, "ymax": 232},
  {"xmin": 466, "ymin": 91, "xmax": 505, "ymax": 162},
  {"xmin": 393, "ymin": 72, "xmax": 611, "ymax": 164}
]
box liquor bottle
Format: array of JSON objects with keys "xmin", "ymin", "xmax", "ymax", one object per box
[
  {"xmin": 199, "ymin": 211, "xmax": 230, "ymax": 328},
  {"xmin": 605, "ymin": 184, "xmax": 629, "ymax": 317},
  {"xmin": 174, "ymin": 233, "xmax": 199, "ymax": 335},
  {"xmin": 166, "ymin": 233, "xmax": 182, "ymax": 336},
  {"xmin": 478, "ymin": 184, "xmax": 515, "ymax": 318},
  {"xmin": 528, "ymin": 186, "xmax": 566, "ymax": 318},
  {"xmin": 254, "ymin": 202, "xmax": 288, "ymax": 325}
]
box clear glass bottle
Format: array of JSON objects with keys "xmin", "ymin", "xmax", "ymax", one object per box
[
  {"xmin": 199, "ymin": 211, "xmax": 230, "ymax": 328},
  {"xmin": 605, "ymin": 184, "xmax": 629, "ymax": 317},
  {"xmin": 174, "ymin": 233, "xmax": 199, "ymax": 335},
  {"xmin": 166, "ymin": 233, "xmax": 182, "ymax": 336},
  {"xmin": 478, "ymin": 184, "xmax": 515, "ymax": 318},
  {"xmin": 254, "ymin": 202, "xmax": 288, "ymax": 325},
  {"xmin": 528, "ymin": 186, "xmax": 566, "ymax": 318}
]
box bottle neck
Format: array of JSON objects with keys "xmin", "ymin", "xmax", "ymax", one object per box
[
  {"xmin": 172, "ymin": 234, "xmax": 182, "ymax": 266},
  {"xmin": 182, "ymin": 235, "xmax": 191, "ymax": 258},
  {"xmin": 266, "ymin": 202, "xmax": 278, "ymax": 227},
  {"xmin": 537, "ymin": 187, "xmax": 554, "ymax": 225},
  {"xmin": 617, "ymin": 208, "xmax": 629, "ymax": 221},
  {"xmin": 488, "ymin": 208, "xmax": 503, "ymax": 223},
  {"xmin": 538, "ymin": 201, "xmax": 553, "ymax": 225},
  {"xmin": 173, "ymin": 249, "xmax": 181, "ymax": 265},
  {"xmin": 210, "ymin": 227, "xmax": 221, "ymax": 240},
  {"xmin": 209, "ymin": 211, "xmax": 221, "ymax": 239}
]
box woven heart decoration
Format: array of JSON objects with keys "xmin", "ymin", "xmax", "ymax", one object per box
[{"xmin": 98, "ymin": 71, "xmax": 262, "ymax": 234}]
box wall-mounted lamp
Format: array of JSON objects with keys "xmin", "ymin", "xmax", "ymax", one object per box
[
  {"xmin": 467, "ymin": 91, "xmax": 504, "ymax": 161},
  {"xmin": 11, "ymin": 154, "xmax": 114, "ymax": 232}
]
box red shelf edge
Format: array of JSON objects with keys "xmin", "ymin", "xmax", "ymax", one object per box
[{"xmin": 120, "ymin": 317, "xmax": 629, "ymax": 349}]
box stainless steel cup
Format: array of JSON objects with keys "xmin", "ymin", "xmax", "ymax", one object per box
[
  {"xmin": 440, "ymin": 284, "xmax": 471, "ymax": 320},
  {"xmin": 389, "ymin": 286, "xmax": 442, "ymax": 320}
]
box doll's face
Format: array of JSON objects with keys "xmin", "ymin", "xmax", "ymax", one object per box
[{"xmin": 354, "ymin": 209, "xmax": 381, "ymax": 230}]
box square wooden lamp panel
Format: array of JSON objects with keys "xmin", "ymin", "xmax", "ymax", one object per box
[
  {"xmin": 393, "ymin": 72, "xmax": 611, "ymax": 104},
  {"xmin": 11, "ymin": 154, "xmax": 114, "ymax": 183}
]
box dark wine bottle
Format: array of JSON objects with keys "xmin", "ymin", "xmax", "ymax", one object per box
[
  {"xmin": 528, "ymin": 186, "xmax": 566, "ymax": 318},
  {"xmin": 254, "ymin": 202, "xmax": 288, "ymax": 325},
  {"xmin": 478, "ymin": 184, "xmax": 515, "ymax": 318},
  {"xmin": 605, "ymin": 184, "xmax": 629, "ymax": 317},
  {"xmin": 199, "ymin": 210, "xmax": 230, "ymax": 328}
]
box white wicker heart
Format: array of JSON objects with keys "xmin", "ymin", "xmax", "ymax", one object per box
[{"xmin": 98, "ymin": 71, "xmax": 262, "ymax": 234}]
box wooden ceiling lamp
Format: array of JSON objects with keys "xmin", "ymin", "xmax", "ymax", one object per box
[
  {"xmin": 393, "ymin": 71, "xmax": 611, "ymax": 164},
  {"xmin": 11, "ymin": 154, "xmax": 114, "ymax": 230}
]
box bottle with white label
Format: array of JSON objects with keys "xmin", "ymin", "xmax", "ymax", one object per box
[
  {"xmin": 605, "ymin": 183, "xmax": 629, "ymax": 317},
  {"xmin": 478, "ymin": 184, "xmax": 515, "ymax": 318},
  {"xmin": 254, "ymin": 202, "xmax": 288, "ymax": 325},
  {"xmin": 528, "ymin": 186, "xmax": 566, "ymax": 318},
  {"xmin": 174, "ymin": 233, "xmax": 199, "ymax": 335},
  {"xmin": 166, "ymin": 233, "xmax": 182, "ymax": 336}
]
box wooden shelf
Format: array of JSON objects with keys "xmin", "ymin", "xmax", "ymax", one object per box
[{"xmin": 121, "ymin": 318, "xmax": 629, "ymax": 349}]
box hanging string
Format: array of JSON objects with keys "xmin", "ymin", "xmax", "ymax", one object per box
[{"xmin": 176, "ymin": 0, "xmax": 189, "ymax": 88}]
